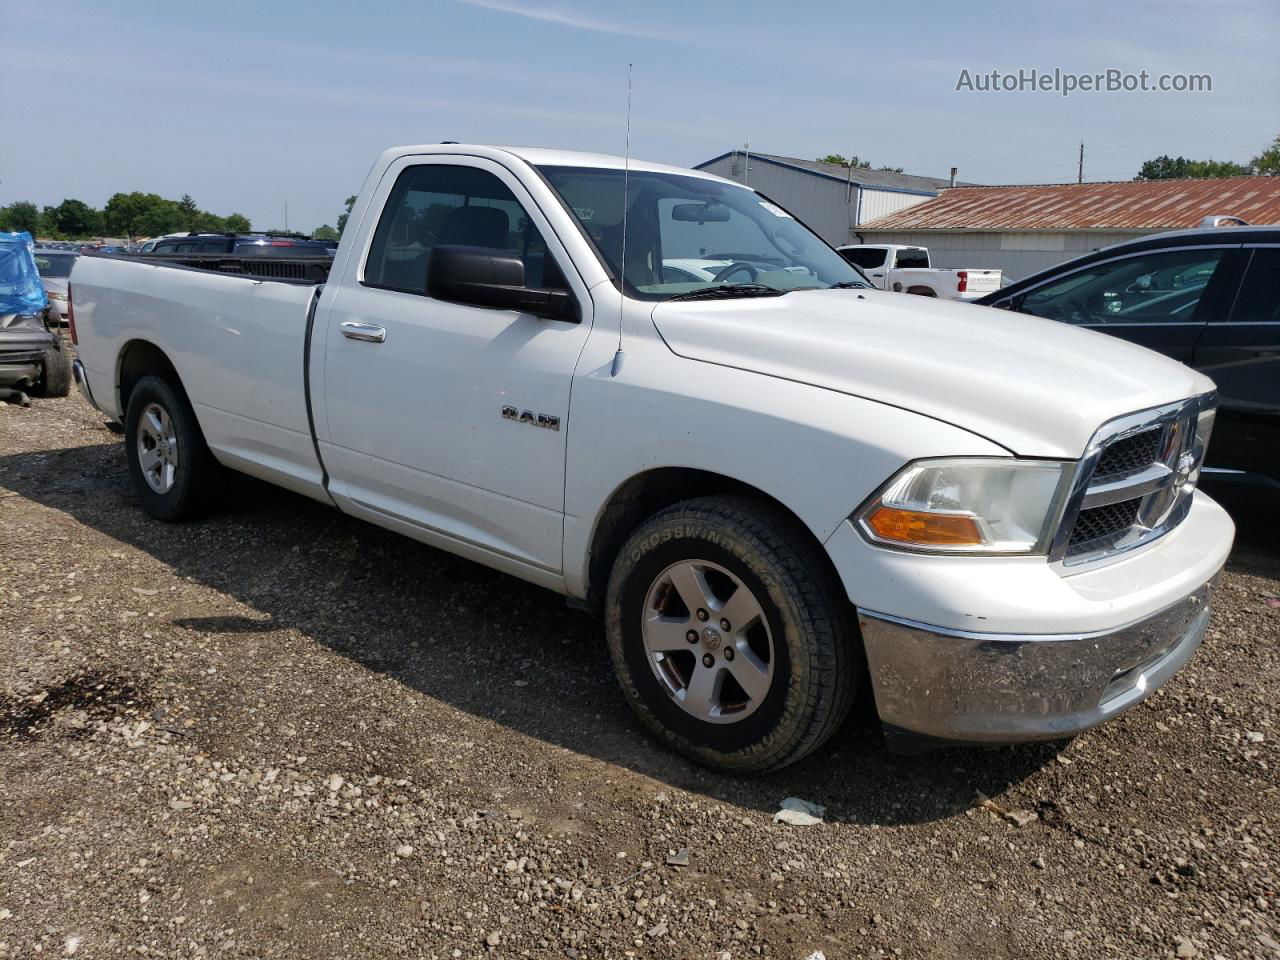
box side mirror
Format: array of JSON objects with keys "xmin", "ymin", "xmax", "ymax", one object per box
[{"xmin": 426, "ymin": 244, "xmax": 578, "ymax": 322}]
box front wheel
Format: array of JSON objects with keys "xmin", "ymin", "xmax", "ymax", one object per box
[
  {"xmin": 124, "ymin": 375, "xmax": 219, "ymax": 521},
  {"xmin": 605, "ymin": 497, "xmax": 859, "ymax": 773}
]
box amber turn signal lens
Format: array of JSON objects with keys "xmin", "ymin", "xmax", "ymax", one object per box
[{"xmin": 865, "ymin": 506, "xmax": 983, "ymax": 546}]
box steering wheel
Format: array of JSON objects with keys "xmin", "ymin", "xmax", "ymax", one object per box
[
  {"xmin": 1064, "ymin": 297, "xmax": 1094, "ymax": 324},
  {"xmin": 712, "ymin": 261, "xmax": 760, "ymax": 283},
  {"xmin": 1042, "ymin": 297, "xmax": 1093, "ymax": 325}
]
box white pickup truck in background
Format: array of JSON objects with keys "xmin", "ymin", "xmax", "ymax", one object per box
[
  {"xmin": 68, "ymin": 144, "xmax": 1232, "ymax": 772},
  {"xmin": 837, "ymin": 243, "xmax": 1002, "ymax": 300}
]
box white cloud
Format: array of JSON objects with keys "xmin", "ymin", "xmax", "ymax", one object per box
[{"xmin": 457, "ymin": 0, "xmax": 665, "ymax": 38}]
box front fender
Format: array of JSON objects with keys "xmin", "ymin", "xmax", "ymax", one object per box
[{"xmin": 562, "ymin": 338, "xmax": 1009, "ymax": 598}]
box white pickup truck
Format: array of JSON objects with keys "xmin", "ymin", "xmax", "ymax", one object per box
[
  {"xmin": 837, "ymin": 243, "xmax": 1002, "ymax": 300},
  {"xmin": 69, "ymin": 144, "xmax": 1233, "ymax": 772}
]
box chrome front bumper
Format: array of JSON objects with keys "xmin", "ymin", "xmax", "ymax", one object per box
[{"xmin": 859, "ymin": 572, "xmax": 1218, "ymax": 745}]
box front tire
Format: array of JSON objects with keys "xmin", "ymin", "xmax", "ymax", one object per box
[
  {"xmin": 605, "ymin": 497, "xmax": 859, "ymax": 773},
  {"xmin": 124, "ymin": 375, "xmax": 218, "ymax": 521}
]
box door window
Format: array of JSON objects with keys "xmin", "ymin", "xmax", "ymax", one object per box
[
  {"xmin": 1020, "ymin": 248, "xmax": 1225, "ymax": 325},
  {"xmin": 893, "ymin": 248, "xmax": 929, "ymax": 269},
  {"xmin": 840, "ymin": 247, "xmax": 886, "ymax": 269},
  {"xmin": 1229, "ymin": 248, "xmax": 1280, "ymax": 324},
  {"xmin": 365, "ymin": 164, "xmax": 563, "ymax": 296}
]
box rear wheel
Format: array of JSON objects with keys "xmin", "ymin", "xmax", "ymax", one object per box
[
  {"xmin": 124, "ymin": 375, "xmax": 219, "ymax": 520},
  {"xmin": 31, "ymin": 338, "xmax": 71, "ymax": 398},
  {"xmin": 605, "ymin": 497, "xmax": 859, "ymax": 773}
]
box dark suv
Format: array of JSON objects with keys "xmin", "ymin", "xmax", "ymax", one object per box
[
  {"xmin": 977, "ymin": 227, "xmax": 1280, "ymax": 479},
  {"xmin": 150, "ymin": 232, "xmax": 333, "ymax": 257}
]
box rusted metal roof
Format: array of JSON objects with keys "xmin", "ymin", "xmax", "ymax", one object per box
[{"xmin": 860, "ymin": 177, "xmax": 1280, "ymax": 231}]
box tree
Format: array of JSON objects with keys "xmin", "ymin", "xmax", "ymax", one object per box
[
  {"xmin": 1190, "ymin": 159, "xmax": 1251, "ymax": 177},
  {"xmin": 1251, "ymin": 135, "xmax": 1280, "ymax": 176},
  {"xmin": 44, "ymin": 198, "xmax": 99, "ymax": 238},
  {"xmin": 0, "ymin": 201, "xmax": 41, "ymax": 234},
  {"xmin": 313, "ymin": 224, "xmax": 339, "ymax": 240},
  {"xmin": 1136, "ymin": 154, "xmax": 1250, "ymax": 180},
  {"xmin": 223, "ymin": 213, "xmax": 251, "ymax": 234},
  {"xmin": 104, "ymin": 192, "xmax": 156, "ymax": 237},
  {"xmin": 178, "ymin": 194, "xmax": 200, "ymax": 230},
  {"xmin": 137, "ymin": 198, "xmax": 185, "ymax": 237},
  {"xmin": 336, "ymin": 195, "xmax": 357, "ymax": 237},
  {"xmin": 194, "ymin": 212, "xmax": 226, "ymax": 233},
  {"xmin": 878, "ymin": 165, "xmax": 905, "ymax": 173},
  {"xmin": 1136, "ymin": 155, "xmax": 1192, "ymax": 180},
  {"xmin": 817, "ymin": 154, "xmax": 872, "ymax": 169}
]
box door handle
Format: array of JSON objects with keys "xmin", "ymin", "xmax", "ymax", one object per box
[{"xmin": 340, "ymin": 321, "xmax": 386, "ymax": 343}]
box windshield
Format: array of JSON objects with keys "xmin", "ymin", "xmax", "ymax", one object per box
[
  {"xmin": 537, "ymin": 166, "xmax": 868, "ymax": 300},
  {"xmin": 34, "ymin": 253, "xmax": 78, "ymax": 278}
]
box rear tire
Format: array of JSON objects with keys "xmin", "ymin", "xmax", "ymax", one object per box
[
  {"xmin": 124, "ymin": 375, "xmax": 219, "ymax": 521},
  {"xmin": 31, "ymin": 338, "xmax": 71, "ymax": 398},
  {"xmin": 604, "ymin": 496, "xmax": 859, "ymax": 773}
]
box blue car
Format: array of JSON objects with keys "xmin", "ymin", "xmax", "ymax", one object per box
[{"xmin": 0, "ymin": 232, "xmax": 70, "ymax": 402}]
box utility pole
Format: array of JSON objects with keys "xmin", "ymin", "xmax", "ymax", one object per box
[
  {"xmin": 284, "ymin": 200, "xmax": 289, "ymax": 231},
  {"xmin": 1078, "ymin": 141, "xmax": 1084, "ymax": 184},
  {"xmin": 743, "ymin": 140, "xmax": 751, "ymax": 186}
]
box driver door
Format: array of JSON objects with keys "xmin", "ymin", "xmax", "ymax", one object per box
[
  {"xmin": 315, "ymin": 156, "xmax": 592, "ymax": 579},
  {"xmin": 1014, "ymin": 245, "xmax": 1235, "ymax": 363}
]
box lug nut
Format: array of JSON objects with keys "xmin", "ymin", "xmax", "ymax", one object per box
[
  {"xmin": 696, "ymin": 608, "xmax": 709, "ymax": 622},
  {"xmin": 702, "ymin": 653, "xmax": 715, "ymax": 668},
  {"xmin": 686, "ymin": 630, "xmax": 698, "ymax": 644},
  {"xmin": 720, "ymin": 618, "xmax": 731, "ymax": 631},
  {"xmin": 724, "ymin": 647, "xmax": 735, "ymax": 662}
]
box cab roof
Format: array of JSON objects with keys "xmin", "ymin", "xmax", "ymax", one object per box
[{"xmin": 382, "ymin": 144, "xmax": 733, "ymax": 183}]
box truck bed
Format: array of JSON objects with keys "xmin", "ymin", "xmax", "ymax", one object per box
[
  {"xmin": 109, "ymin": 252, "xmax": 333, "ymax": 284},
  {"xmin": 72, "ymin": 253, "xmax": 328, "ymax": 500}
]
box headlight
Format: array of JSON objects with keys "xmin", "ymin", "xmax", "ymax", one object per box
[
  {"xmin": 1188, "ymin": 407, "xmax": 1215, "ymax": 488},
  {"xmin": 48, "ymin": 291, "xmax": 68, "ymax": 301},
  {"xmin": 856, "ymin": 458, "xmax": 1071, "ymax": 555}
]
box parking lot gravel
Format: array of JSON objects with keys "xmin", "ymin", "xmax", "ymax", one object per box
[{"xmin": 2, "ymin": 395, "xmax": 1278, "ymax": 959}]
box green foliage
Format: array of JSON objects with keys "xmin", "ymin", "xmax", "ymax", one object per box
[
  {"xmin": 46, "ymin": 198, "xmax": 100, "ymax": 237},
  {"xmin": 1252, "ymin": 135, "xmax": 1280, "ymax": 176},
  {"xmin": 817, "ymin": 154, "xmax": 872, "ymax": 169},
  {"xmin": 1, "ymin": 192, "xmax": 250, "ymax": 240},
  {"xmin": 1135, "ymin": 136, "xmax": 1277, "ymax": 180},
  {"xmin": 313, "ymin": 224, "xmax": 339, "ymax": 241},
  {"xmin": 0, "ymin": 201, "xmax": 41, "ymax": 234},
  {"xmin": 336, "ymin": 195, "xmax": 358, "ymax": 237},
  {"xmin": 178, "ymin": 194, "xmax": 200, "ymax": 230}
]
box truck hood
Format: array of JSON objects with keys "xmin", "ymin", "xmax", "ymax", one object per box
[{"xmin": 650, "ymin": 289, "xmax": 1215, "ymax": 458}]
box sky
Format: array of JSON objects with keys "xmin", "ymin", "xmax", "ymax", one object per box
[{"xmin": 4, "ymin": 0, "xmax": 1278, "ymax": 234}]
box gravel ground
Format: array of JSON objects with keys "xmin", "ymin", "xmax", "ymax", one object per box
[{"xmin": 2, "ymin": 395, "xmax": 1277, "ymax": 960}]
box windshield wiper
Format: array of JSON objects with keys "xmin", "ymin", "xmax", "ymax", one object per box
[
  {"xmin": 826, "ymin": 280, "xmax": 871, "ymax": 289},
  {"xmin": 665, "ymin": 283, "xmax": 787, "ymax": 302}
]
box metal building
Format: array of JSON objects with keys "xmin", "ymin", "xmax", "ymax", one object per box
[
  {"xmin": 858, "ymin": 177, "xmax": 1280, "ymax": 281},
  {"xmin": 694, "ymin": 151, "xmax": 953, "ymax": 246}
]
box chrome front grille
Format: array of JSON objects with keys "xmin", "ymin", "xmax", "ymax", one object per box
[
  {"xmin": 1094, "ymin": 428, "xmax": 1162, "ymax": 480},
  {"xmin": 1069, "ymin": 497, "xmax": 1143, "ymax": 549},
  {"xmin": 1052, "ymin": 394, "xmax": 1217, "ymax": 567}
]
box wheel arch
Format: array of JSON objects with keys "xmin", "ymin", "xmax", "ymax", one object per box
[
  {"xmin": 583, "ymin": 467, "xmax": 844, "ymax": 611},
  {"xmin": 116, "ymin": 339, "xmax": 182, "ymax": 413}
]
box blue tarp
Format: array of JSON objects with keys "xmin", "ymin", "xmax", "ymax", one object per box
[{"xmin": 0, "ymin": 232, "xmax": 50, "ymax": 316}]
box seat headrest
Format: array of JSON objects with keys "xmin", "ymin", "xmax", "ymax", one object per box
[{"xmin": 438, "ymin": 206, "xmax": 510, "ymax": 249}]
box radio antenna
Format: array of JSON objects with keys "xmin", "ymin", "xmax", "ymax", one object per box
[{"xmin": 610, "ymin": 63, "xmax": 632, "ymax": 378}]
